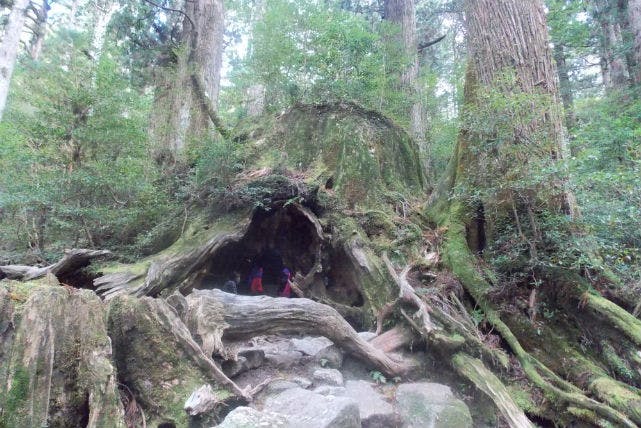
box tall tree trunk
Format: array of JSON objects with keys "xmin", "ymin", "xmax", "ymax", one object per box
[
  {"xmin": 463, "ymin": 0, "xmax": 577, "ymax": 221},
  {"xmin": 425, "ymin": 1, "xmax": 641, "ymax": 424},
  {"xmin": 553, "ymin": 43, "xmax": 576, "ymax": 130},
  {"xmin": 150, "ymin": 0, "xmax": 225, "ymax": 164},
  {"xmin": 90, "ymin": 1, "xmax": 118, "ymax": 62},
  {"xmin": 0, "ymin": 0, "xmax": 31, "ymax": 121},
  {"xmin": 593, "ymin": 1, "xmax": 630, "ymax": 89},
  {"xmin": 626, "ymin": 0, "xmax": 641, "ymax": 83},
  {"xmin": 383, "ymin": 0, "xmax": 428, "ymax": 170},
  {"xmin": 27, "ymin": 0, "xmax": 51, "ymax": 61}
]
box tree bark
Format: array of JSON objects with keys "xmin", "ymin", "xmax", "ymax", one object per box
[
  {"xmin": 90, "ymin": 0, "xmax": 118, "ymax": 63},
  {"xmin": 424, "ymin": 1, "xmax": 641, "ymax": 424},
  {"xmin": 383, "ymin": 0, "xmax": 427, "ymax": 167},
  {"xmin": 592, "ymin": 0, "xmax": 630, "ymax": 89},
  {"xmin": 27, "ymin": 0, "xmax": 51, "ymax": 61},
  {"xmin": 150, "ymin": 0, "xmax": 225, "ymax": 164},
  {"xmin": 627, "ymin": 0, "xmax": 641, "ymax": 83},
  {"xmin": 0, "ymin": 0, "xmax": 31, "ymax": 120},
  {"xmin": 553, "ymin": 43, "xmax": 576, "ymax": 129},
  {"xmin": 464, "ymin": 0, "xmax": 577, "ymax": 219}
]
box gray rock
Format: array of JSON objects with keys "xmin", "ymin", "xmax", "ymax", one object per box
[
  {"xmin": 345, "ymin": 380, "xmax": 400, "ymax": 428},
  {"xmin": 291, "ymin": 376, "xmax": 313, "ymax": 389},
  {"xmin": 357, "ymin": 331, "xmax": 378, "ymax": 342},
  {"xmin": 313, "ymin": 385, "xmax": 346, "ymax": 396},
  {"xmin": 222, "ymin": 349, "xmax": 265, "ymax": 378},
  {"xmin": 395, "ymin": 383, "xmax": 472, "ymax": 428},
  {"xmin": 266, "ymin": 380, "xmax": 300, "ymax": 394},
  {"xmin": 215, "ymin": 406, "xmax": 287, "ymax": 427},
  {"xmin": 315, "ymin": 344, "xmax": 343, "ymax": 369},
  {"xmin": 263, "ymin": 388, "xmax": 360, "ymax": 428},
  {"xmin": 313, "ymin": 368, "xmax": 344, "ymax": 386},
  {"xmin": 264, "ymin": 350, "xmax": 305, "ymax": 368},
  {"xmin": 291, "ymin": 336, "xmax": 334, "ymax": 356}
]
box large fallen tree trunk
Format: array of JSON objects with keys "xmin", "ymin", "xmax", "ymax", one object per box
[
  {"xmin": 181, "ymin": 289, "xmax": 409, "ymax": 377},
  {"xmin": 0, "ymin": 249, "xmax": 111, "ymax": 281}
]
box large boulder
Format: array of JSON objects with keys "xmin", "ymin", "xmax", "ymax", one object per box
[
  {"xmin": 215, "ymin": 406, "xmax": 287, "ymax": 427},
  {"xmin": 395, "ymin": 383, "xmax": 473, "ymax": 428},
  {"xmin": 0, "ymin": 281, "xmax": 125, "ymax": 427},
  {"xmin": 262, "ymin": 387, "xmax": 360, "ymax": 428},
  {"xmin": 344, "ymin": 380, "xmax": 400, "ymax": 428},
  {"xmin": 312, "ymin": 368, "xmax": 344, "ymax": 386}
]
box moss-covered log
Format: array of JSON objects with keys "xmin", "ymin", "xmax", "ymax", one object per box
[{"xmin": 452, "ymin": 353, "xmax": 535, "ymax": 428}]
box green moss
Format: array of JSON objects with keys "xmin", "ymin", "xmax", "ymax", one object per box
[
  {"xmin": 236, "ymin": 103, "xmax": 424, "ymax": 209},
  {"xmin": 0, "ymin": 365, "xmax": 30, "ymax": 427},
  {"xmin": 108, "ymin": 296, "xmax": 233, "ymax": 426}
]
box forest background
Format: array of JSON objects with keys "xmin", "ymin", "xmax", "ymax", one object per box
[{"xmin": 0, "ymin": 0, "xmax": 639, "ymax": 294}]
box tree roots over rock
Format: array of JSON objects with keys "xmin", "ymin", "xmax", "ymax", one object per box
[{"xmin": 428, "ymin": 201, "xmax": 641, "ymax": 427}]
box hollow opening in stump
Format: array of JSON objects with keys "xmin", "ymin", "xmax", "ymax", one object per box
[
  {"xmin": 194, "ymin": 204, "xmax": 365, "ymax": 307},
  {"xmin": 196, "ymin": 204, "xmax": 323, "ymax": 296}
]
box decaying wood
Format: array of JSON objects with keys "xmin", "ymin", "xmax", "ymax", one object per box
[
  {"xmin": 0, "ymin": 248, "xmax": 111, "ymax": 281},
  {"xmin": 184, "ymin": 384, "xmax": 219, "ymax": 416},
  {"xmin": 453, "ymin": 353, "xmax": 535, "ymax": 428},
  {"xmin": 94, "ymin": 271, "xmax": 144, "ymax": 295},
  {"xmin": 369, "ymin": 325, "xmax": 416, "ymax": 353},
  {"xmin": 184, "ymin": 289, "xmax": 409, "ymax": 377},
  {"xmin": 108, "ymin": 295, "xmax": 250, "ymax": 403},
  {"xmin": 132, "ymin": 226, "xmax": 248, "ymax": 297}
]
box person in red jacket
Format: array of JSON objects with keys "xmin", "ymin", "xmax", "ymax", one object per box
[
  {"xmin": 249, "ymin": 267, "xmax": 264, "ymax": 294},
  {"xmin": 279, "ymin": 268, "xmax": 292, "ymax": 298}
]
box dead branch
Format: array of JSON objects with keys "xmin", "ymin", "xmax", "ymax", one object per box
[{"xmin": 0, "ymin": 248, "xmax": 111, "ymax": 281}]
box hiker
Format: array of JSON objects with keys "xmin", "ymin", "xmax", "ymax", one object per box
[
  {"xmin": 249, "ymin": 267, "xmax": 264, "ymax": 294},
  {"xmin": 222, "ymin": 272, "xmax": 240, "ymax": 294},
  {"xmin": 279, "ymin": 267, "xmax": 293, "ymax": 298}
]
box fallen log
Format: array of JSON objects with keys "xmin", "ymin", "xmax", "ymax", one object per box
[
  {"xmin": 0, "ymin": 248, "xmax": 111, "ymax": 281},
  {"xmin": 183, "ymin": 289, "xmax": 409, "ymax": 377}
]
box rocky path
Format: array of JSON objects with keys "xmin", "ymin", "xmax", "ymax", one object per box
[{"xmin": 215, "ymin": 334, "xmax": 494, "ymax": 428}]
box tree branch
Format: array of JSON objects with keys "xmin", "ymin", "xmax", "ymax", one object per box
[
  {"xmin": 418, "ymin": 34, "xmax": 447, "ymax": 52},
  {"xmin": 141, "ymin": 0, "xmax": 194, "ymax": 29}
]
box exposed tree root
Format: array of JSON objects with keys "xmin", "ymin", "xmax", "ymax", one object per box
[
  {"xmin": 543, "ymin": 267, "xmax": 641, "ymax": 348},
  {"xmin": 182, "ymin": 289, "xmax": 409, "ymax": 377},
  {"xmin": 429, "ymin": 201, "xmax": 639, "ymax": 427},
  {"xmin": 452, "ymin": 353, "xmax": 535, "ymax": 428},
  {"xmin": 0, "ymin": 248, "xmax": 111, "ymax": 281}
]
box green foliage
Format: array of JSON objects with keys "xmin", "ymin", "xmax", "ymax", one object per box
[
  {"xmin": 369, "ymin": 370, "xmax": 387, "ymax": 384},
  {"xmin": 0, "ymin": 31, "xmax": 177, "ymax": 261},
  {"xmin": 224, "ymin": 0, "xmax": 409, "ymax": 122},
  {"xmin": 571, "ymin": 90, "xmax": 641, "ymax": 282}
]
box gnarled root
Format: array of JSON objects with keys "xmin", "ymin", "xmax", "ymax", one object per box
[
  {"xmin": 432, "ymin": 202, "xmax": 638, "ymax": 427},
  {"xmin": 183, "ymin": 289, "xmax": 409, "ymax": 377}
]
